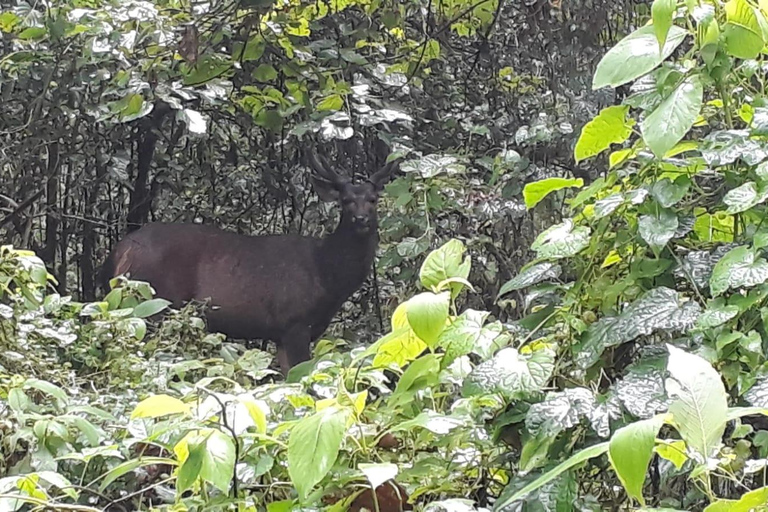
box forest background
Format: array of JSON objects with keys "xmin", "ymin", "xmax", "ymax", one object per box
[{"xmin": 2, "ymin": 0, "xmax": 768, "ymax": 510}]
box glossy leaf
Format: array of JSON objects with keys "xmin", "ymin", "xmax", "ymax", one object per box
[
  {"xmin": 574, "ymin": 105, "xmax": 634, "ymax": 162},
  {"xmin": 593, "ymin": 25, "xmax": 687, "ymax": 89},
  {"xmin": 288, "ymin": 406, "xmax": 350, "ymax": 501},
  {"xmin": 641, "ymin": 75, "xmax": 703, "ymax": 158}
]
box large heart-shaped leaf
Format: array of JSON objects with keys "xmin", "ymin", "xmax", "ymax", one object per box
[
  {"xmin": 593, "ymin": 25, "xmax": 688, "ymax": 89},
  {"xmin": 641, "ymin": 75, "xmax": 703, "ymax": 158}
]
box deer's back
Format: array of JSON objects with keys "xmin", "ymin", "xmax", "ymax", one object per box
[{"xmin": 110, "ymin": 223, "xmax": 337, "ymax": 339}]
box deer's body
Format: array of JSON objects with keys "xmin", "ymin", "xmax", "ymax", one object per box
[{"xmin": 102, "ymin": 153, "xmax": 399, "ymax": 374}]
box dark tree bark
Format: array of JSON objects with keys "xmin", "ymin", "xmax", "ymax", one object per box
[
  {"xmin": 126, "ymin": 103, "xmax": 171, "ymax": 232},
  {"xmin": 42, "ymin": 142, "xmax": 60, "ymax": 271}
]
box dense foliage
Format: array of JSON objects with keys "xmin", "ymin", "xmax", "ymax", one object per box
[{"xmin": 5, "ymin": 0, "xmax": 768, "ymax": 510}]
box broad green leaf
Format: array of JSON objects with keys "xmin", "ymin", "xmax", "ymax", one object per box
[
  {"xmin": 574, "ymin": 106, "xmax": 633, "ymax": 162},
  {"xmin": 358, "ymin": 463, "xmax": 398, "ymax": 489},
  {"xmin": 519, "ymin": 430, "xmax": 557, "ymax": 473},
  {"xmin": 18, "ymin": 26, "xmax": 47, "ymax": 40},
  {"xmin": 132, "ymin": 298, "xmax": 171, "ymax": 318},
  {"xmin": 523, "ymin": 177, "xmax": 584, "ymax": 208},
  {"xmin": 405, "ymin": 292, "xmax": 450, "ymax": 346},
  {"xmin": 176, "ymin": 434, "xmax": 206, "ymax": 494},
  {"xmin": 199, "ymin": 430, "xmax": 236, "ymax": 492},
  {"xmin": 254, "ymin": 64, "xmax": 278, "ymax": 81},
  {"xmin": 390, "ymin": 354, "xmax": 441, "ymax": 407},
  {"xmin": 723, "ymin": 181, "xmax": 768, "ymax": 213},
  {"xmin": 652, "ymin": 0, "xmax": 677, "ymax": 49},
  {"xmin": 693, "ymin": 209, "xmax": 734, "ymax": 243},
  {"xmin": 419, "ymin": 239, "xmax": 471, "ymax": 298},
  {"xmin": 703, "ymin": 486, "xmax": 768, "ymax": 511},
  {"xmin": 438, "ymin": 309, "xmax": 488, "ymax": 367},
  {"xmin": 371, "ymin": 325, "xmax": 427, "ymax": 369},
  {"xmin": 288, "ymin": 406, "xmax": 351, "ymax": 501},
  {"xmin": 462, "ymin": 346, "xmax": 555, "ymax": 400},
  {"xmin": 723, "ymin": 0, "xmax": 765, "ymax": 60},
  {"xmin": 654, "ymin": 439, "xmax": 688, "ymax": 469},
  {"xmin": 696, "ymin": 298, "xmax": 740, "ymax": 328},
  {"xmin": 665, "ymin": 345, "xmax": 728, "ymax": 461},
  {"xmin": 710, "ymin": 245, "xmax": 768, "ymax": 296},
  {"xmin": 237, "ymin": 395, "xmax": 267, "ymax": 434},
  {"xmin": 641, "ymin": 75, "xmax": 703, "ymax": 158},
  {"xmin": 390, "ymin": 409, "xmax": 463, "ymax": 435},
  {"xmin": 131, "ymin": 394, "xmax": 190, "ymax": 420},
  {"xmin": 638, "ymin": 208, "xmax": 678, "ymax": 253},
  {"xmin": 609, "ymin": 415, "xmax": 666, "ymax": 506},
  {"xmin": 531, "ymin": 219, "xmax": 591, "ymax": 260},
  {"xmin": 494, "ymin": 442, "xmax": 609, "ymax": 508},
  {"xmin": 317, "ymin": 94, "xmax": 344, "ymax": 111},
  {"xmin": 498, "ymin": 262, "xmax": 562, "ymax": 298},
  {"xmin": 650, "ymin": 177, "xmax": 690, "ymax": 208},
  {"xmin": 23, "ymin": 378, "xmax": 68, "ymax": 403},
  {"xmin": 577, "ymin": 287, "xmax": 700, "ymax": 369},
  {"xmin": 593, "ymin": 25, "xmax": 687, "ymax": 89}
]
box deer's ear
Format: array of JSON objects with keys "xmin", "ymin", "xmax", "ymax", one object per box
[{"xmin": 311, "ymin": 175, "xmax": 341, "ymax": 202}]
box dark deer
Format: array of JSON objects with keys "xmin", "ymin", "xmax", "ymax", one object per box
[{"xmin": 101, "ymin": 152, "xmax": 400, "ymax": 375}]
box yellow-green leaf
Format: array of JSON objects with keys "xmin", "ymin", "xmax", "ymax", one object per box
[
  {"xmin": 131, "ymin": 394, "xmax": 190, "ymax": 420},
  {"xmin": 574, "ymin": 105, "xmax": 634, "ymax": 163}
]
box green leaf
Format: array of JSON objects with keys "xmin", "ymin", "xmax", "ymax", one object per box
[
  {"xmin": 358, "ymin": 463, "xmax": 398, "ymax": 489},
  {"xmin": 177, "ymin": 435, "xmax": 205, "ymax": 494},
  {"xmin": 574, "ymin": 106, "xmax": 634, "ymax": 163},
  {"xmin": 593, "ymin": 25, "xmax": 688, "ymax": 89},
  {"xmin": 723, "ymin": 181, "xmax": 768, "ymax": 214},
  {"xmin": 18, "ymin": 26, "xmax": 47, "ymax": 40},
  {"xmin": 419, "ymin": 239, "xmax": 471, "ymax": 298},
  {"xmin": 523, "ymin": 177, "xmax": 584, "ymax": 208},
  {"xmin": 254, "ymin": 64, "xmax": 278, "ymax": 81},
  {"xmin": 317, "ymin": 94, "xmax": 344, "ymax": 111},
  {"xmin": 498, "ymin": 262, "xmax": 562, "ymax": 298},
  {"xmin": 531, "ymin": 219, "xmax": 591, "ymax": 260},
  {"xmin": 693, "ymin": 210, "xmax": 734, "ymax": 242},
  {"xmin": 405, "ymin": 292, "xmax": 450, "ymax": 346},
  {"xmin": 652, "ymin": 0, "xmax": 677, "ymax": 49},
  {"xmin": 710, "ymin": 246, "xmax": 768, "ymax": 296},
  {"xmin": 438, "ymin": 309, "xmax": 488, "ymax": 367},
  {"xmin": 0, "ymin": 12, "xmax": 20, "ymax": 33},
  {"xmin": 723, "ymin": 0, "xmax": 765, "ymax": 60},
  {"xmin": 23, "ymin": 378, "xmax": 68, "ymax": 403},
  {"xmin": 641, "ymin": 75, "xmax": 703, "ymax": 158},
  {"xmin": 131, "ymin": 394, "xmax": 190, "ymax": 420},
  {"xmin": 462, "ymin": 346, "xmax": 555, "ymax": 400},
  {"xmin": 132, "ymin": 298, "xmax": 171, "ymax": 318},
  {"xmin": 370, "ymin": 325, "xmax": 427, "ymax": 369},
  {"xmin": 288, "ymin": 406, "xmax": 350, "ymax": 501},
  {"xmin": 577, "ymin": 287, "xmax": 700, "ymax": 369},
  {"xmin": 237, "ymin": 395, "xmax": 267, "ymax": 434},
  {"xmin": 199, "ymin": 430, "xmax": 236, "ymax": 492},
  {"xmin": 696, "ymin": 298, "xmax": 740, "ymax": 329},
  {"xmin": 665, "ymin": 345, "xmax": 728, "ymax": 461},
  {"xmin": 650, "ymin": 177, "xmax": 690, "ymax": 208},
  {"xmin": 703, "ymin": 486, "xmax": 768, "ymax": 511},
  {"xmin": 390, "ymin": 354, "xmax": 442, "ymax": 408},
  {"xmin": 609, "ymin": 415, "xmax": 666, "ymax": 506},
  {"xmin": 494, "ymin": 442, "xmax": 610, "ymax": 508},
  {"xmin": 638, "ymin": 208, "xmax": 678, "ymax": 252}
]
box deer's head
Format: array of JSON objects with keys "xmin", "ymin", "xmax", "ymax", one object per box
[{"xmin": 308, "ymin": 151, "xmax": 400, "ymax": 235}]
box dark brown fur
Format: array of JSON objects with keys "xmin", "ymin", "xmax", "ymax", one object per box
[{"xmin": 101, "ymin": 154, "xmax": 399, "ymax": 375}]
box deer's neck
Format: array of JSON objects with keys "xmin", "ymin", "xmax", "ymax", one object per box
[{"xmin": 319, "ymin": 217, "xmax": 378, "ymax": 295}]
